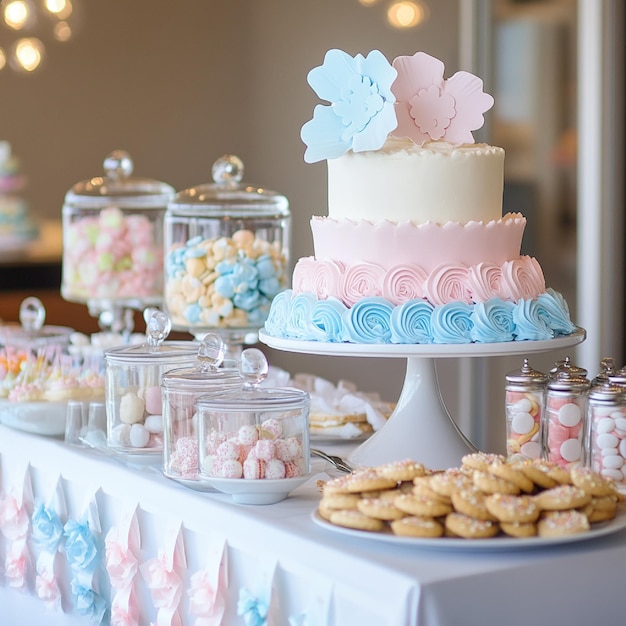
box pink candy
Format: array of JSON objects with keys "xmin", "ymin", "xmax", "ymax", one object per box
[{"xmin": 545, "ymin": 396, "xmax": 585, "ymax": 468}]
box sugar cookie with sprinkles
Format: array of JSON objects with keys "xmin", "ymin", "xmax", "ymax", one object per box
[{"xmin": 537, "ymin": 510, "xmax": 590, "ymax": 538}]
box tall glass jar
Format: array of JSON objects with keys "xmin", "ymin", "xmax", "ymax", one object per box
[
  {"xmin": 161, "ymin": 334, "xmax": 241, "ymax": 482},
  {"xmin": 163, "ymin": 155, "xmax": 290, "ymax": 359},
  {"xmin": 543, "ymin": 364, "xmax": 590, "ymax": 469},
  {"xmin": 61, "ymin": 150, "xmax": 174, "ymax": 333},
  {"xmin": 504, "ymin": 358, "xmax": 547, "ymax": 461},
  {"xmin": 586, "ymin": 381, "xmax": 626, "ymax": 483}
]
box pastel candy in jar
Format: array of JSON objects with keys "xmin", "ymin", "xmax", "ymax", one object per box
[
  {"xmin": 197, "ymin": 348, "xmax": 310, "ymax": 482},
  {"xmin": 543, "ymin": 359, "xmax": 590, "ymax": 469},
  {"xmin": 105, "ymin": 310, "xmax": 198, "ymax": 453},
  {"xmin": 586, "ymin": 379, "xmax": 626, "ymax": 483},
  {"xmin": 163, "ymin": 155, "xmax": 291, "ymax": 340},
  {"xmin": 504, "ymin": 358, "xmax": 547, "ymax": 461}
]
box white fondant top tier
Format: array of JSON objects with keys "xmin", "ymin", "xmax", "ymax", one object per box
[{"xmin": 327, "ymin": 138, "xmax": 505, "ymax": 224}]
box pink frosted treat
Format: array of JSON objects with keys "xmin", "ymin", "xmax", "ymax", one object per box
[
  {"xmin": 275, "ymin": 437, "xmax": 302, "ymax": 462},
  {"xmin": 238, "ymin": 424, "xmax": 260, "ymax": 446},
  {"xmin": 259, "ymin": 418, "xmax": 282, "ymax": 439},
  {"xmin": 143, "ymin": 385, "xmax": 162, "ymax": 415},
  {"xmin": 216, "ymin": 439, "xmax": 241, "ymax": 461},
  {"xmin": 265, "ymin": 459, "xmax": 286, "ymax": 480},
  {"xmin": 220, "ymin": 459, "xmax": 243, "ymax": 479},
  {"xmin": 255, "ymin": 439, "xmax": 276, "ymax": 462},
  {"xmin": 169, "ymin": 435, "xmax": 199, "ymax": 479},
  {"xmin": 205, "ymin": 430, "xmax": 227, "ymax": 455},
  {"xmin": 284, "ymin": 460, "xmax": 304, "ymax": 478},
  {"xmin": 243, "ymin": 453, "xmax": 266, "ymax": 480}
]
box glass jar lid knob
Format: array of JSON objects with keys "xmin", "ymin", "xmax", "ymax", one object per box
[
  {"xmin": 103, "ymin": 150, "xmax": 134, "ymax": 180},
  {"xmin": 19, "ymin": 296, "xmax": 45, "ymax": 334},
  {"xmin": 212, "ymin": 154, "xmax": 244, "ymax": 186},
  {"xmin": 145, "ymin": 309, "xmax": 171, "ymax": 349},
  {"xmin": 197, "ymin": 333, "xmax": 225, "ymax": 372},
  {"xmin": 240, "ymin": 348, "xmax": 268, "ymax": 390}
]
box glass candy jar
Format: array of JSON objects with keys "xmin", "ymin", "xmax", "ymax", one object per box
[
  {"xmin": 104, "ymin": 311, "xmax": 197, "ymax": 454},
  {"xmin": 505, "ymin": 358, "xmax": 547, "ymax": 461},
  {"xmin": 543, "ymin": 362, "xmax": 590, "ymax": 469},
  {"xmin": 61, "ymin": 150, "xmax": 174, "ymax": 332},
  {"xmin": 161, "ymin": 334, "xmax": 241, "ymax": 482},
  {"xmin": 163, "ymin": 155, "xmax": 290, "ymax": 357},
  {"xmin": 197, "ymin": 348, "xmax": 310, "ymax": 486},
  {"xmin": 586, "ymin": 381, "xmax": 626, "ymax": 484}
]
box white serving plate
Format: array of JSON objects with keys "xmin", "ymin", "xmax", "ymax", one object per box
[{"xmin": 203, "ymin": 475, "xmax": 310, "ymax": 505}]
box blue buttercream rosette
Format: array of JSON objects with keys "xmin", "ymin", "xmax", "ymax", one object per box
[
  {"xmin": 344, "ymin": 297, "xmax": 393, "ymax": 343},
  {"xmin": 390, "ymin": 299, "xmax": 434, "ymax": 344},
  {"xmin": 470, "ymin": 299, "xmax": 516, "ymax": 343},
  {"xmin": 431, "ymin": 302, "xmax": 473, "ymax": 344}
]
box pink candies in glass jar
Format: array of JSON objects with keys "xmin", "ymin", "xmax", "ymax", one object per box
[
  {"xmin": 161, "ymin": 334, "xmax": 241, "ymax": 482},
  {"xmin": 197, "ymin": 348, "xmax": 310, "ymax": 484},
  {"xmin": 586, "ymin": 381, "xmax": 626, "ymax": 484},
  {"xmin": 543, "ymin": 360, "xmax": 590, "ymax": 469},
  {"xmin": 61, "ymin": 150, "xmax": 174, "ymax": 319},
  {"xmin": 505, "ymin": 359, "xmax": 547, "ymax": 462}
]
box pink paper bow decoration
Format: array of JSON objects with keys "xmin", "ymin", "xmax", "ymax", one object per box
[
  {"xmin": 141, "ymin": 523, "xmax": 187, "ymax": 626},
  {"xmin": 391, "ymin": 51, "xmax": 494, "ymax": 146},
  {"xmin": 5, "ymin": 544, "xmax": 28, "ymax": 589},
  {"xmin": 188, "ymin": 539, "xmax": 228, "ymax": 626},
  {"xmin": 106, "ymin": 507, "xmax": 141, "ymax": 626}
]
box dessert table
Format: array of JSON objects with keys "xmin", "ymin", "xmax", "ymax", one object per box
[{"xmin": 0, "ymin": 424, "xmax": 624, "ymax": 626}]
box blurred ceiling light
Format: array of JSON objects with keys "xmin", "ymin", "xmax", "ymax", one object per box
[
  {"xmin": 387, "ymin": 0, "xmax": 429, "ymax": 29},
  {"xmin": 3, "ymin": 0, "xmax": 31, "ymax": 30},
  {"xmin": 0, "ymin": 0, "xmax": 78, "ymax": 74},
  {"xmin": 11, "ymin": 36, "xmax": 43, "ymax": 71},
  {"xmin": 358, "ymin": 0, "xmax": 380, "ymax": 5}
]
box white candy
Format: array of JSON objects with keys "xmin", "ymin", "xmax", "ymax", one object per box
[
  {"xmin": 119, "ymin": 392, "xmax": 145, "ymax": 425},
  {"xmin": 129, "ymin": 423, "xmax": 150, "ymax": 448},
  {"xmin": 602, "ymin": 455, "xmax": 624, "ymax": 470},
  {"xmin": 512, "ymin": 398, "xmax": 532, "ymax": 413},
  {"xmin": 560, "ymin": 438, "xmax": 581, "ymax": 462},
  {"xmin": 615, "ymin": 417, "xmax": 626, "ymax": 430},
  {"xmin": 597, "ymin": 417, "xmax": 616, "ymax": 434},
  {"xmin": 601, "ymin": 447, "xmax": 619, "ymax": 457},
  {"xmin": 111, "ymin": 423, "xmax": 131, "ymax": 446},
  {"xmin": 619, "ymin": 439, "xmax": 626, "ymax": 457},
  {"xmin": 144, "ymin": 414, "xmax": 163, "ymax": 433},
  {"xmin": 597, "ymin": 433, "xmax": 619, "ymax": 450},
  {"xmin": 558, "ymin": 403, "xmax": 582, "ymax": 427},
  {"xmin": 602, "ymin": 468, "xmax": 623, "ymax": 481},
  {"xmin": 511, "ymin": 412, "xmax": 534, "ymax": 435},
  {"xmin": 520, "ymin": 441, "xmax": 541, "ymax": 459}
]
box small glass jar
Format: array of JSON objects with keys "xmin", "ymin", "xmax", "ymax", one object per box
[
  {"xmin": 504, "ymin": 358, "xmax": 547, "ymax": 461},
  {"xmin": 161, "ymin": 334, "xmax": 241, "ymax": 482},
  {"xmin": 61, "ymin": 150, "xmax": 174, "ymax": 324},
  {"xmin": 586, "ymin": 381, "xmax": 626, "ymax": 483},
  {"xmin": 543, "ymin": 363, "xmax": 590, "ymax": 468},
  {"xmin": 163, "ymin": 155, "xmax": 290, "ymax": 350},
  {"xmin": 197, "ymin": 348, "xmax": 310, "ymax": 481},
  {"xmin": 104, "ymin": 311, "xmax": 197, "ymax": 454}
]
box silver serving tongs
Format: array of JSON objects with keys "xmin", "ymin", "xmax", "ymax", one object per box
[{"xmin": 311, "ymin": 448, "xmax": 353, "ymax": 473}]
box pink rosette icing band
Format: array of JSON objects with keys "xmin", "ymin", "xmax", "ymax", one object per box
[
  {"xmin": 422, "ymin": 264, "xmax": 472, "ymax": 306},
  {"xmin": 467, "ymin": 262, "xmax": 503, "ymax": 301},
  {"xmin": 500, "ymin": 257, "xmax": 546, "ymax": 301},
  {"xmin": 382, "ymin": 265, "xmax": 427, "ymax": 305},
  {"xmin": 340, "ymin": 262, "xmax": 385, "ymax": 307}
]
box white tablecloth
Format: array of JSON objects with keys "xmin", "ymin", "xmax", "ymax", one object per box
[{"xmin": 0, "ymin": 425, "xmax": 624, "ymax": 626}]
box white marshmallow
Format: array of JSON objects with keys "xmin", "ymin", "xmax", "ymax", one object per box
[
  {"xmin": 129, "ymin": 423, "xmax": 150, "ymax": 448},
  {"xmin": 597, "ymin": 417, "xmax": 616, "ymax": 434},
  {"xmin": 144, "ymin": 414, "xmax": 163, "ymax": 434},
  {"xmin": 597, "ymin": 433, "xmax": 619, "ymax": 450},
  {"xmin": 558, "ymin": 403, "xmax": 582, "ymax": 427}
]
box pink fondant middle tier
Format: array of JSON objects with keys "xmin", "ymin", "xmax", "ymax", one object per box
[{"xmin": 310, "ymin": 212, "xmax": 526, "ymax": 272}]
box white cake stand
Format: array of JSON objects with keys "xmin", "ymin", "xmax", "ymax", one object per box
[{"xmin": 259, "ymin": 328, "xmax": 586, "ymax": 469}]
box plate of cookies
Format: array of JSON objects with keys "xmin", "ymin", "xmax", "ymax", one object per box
[{"xmin": 312, "ymin": 455, "xmax": 626, "ymax": 551}]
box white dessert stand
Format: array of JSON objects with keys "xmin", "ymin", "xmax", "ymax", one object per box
[{"xmin": 259, "ymin": 328, "xmax": 586, "ymax": 469}]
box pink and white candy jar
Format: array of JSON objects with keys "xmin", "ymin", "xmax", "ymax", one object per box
[
  {"xmin": 163, "ymin": 155, "xmax": 290, "ymax": 354},
  {"xmin": 61, "ymin": 150, "xmax": 174, "ymax": 327},
  {"xmin": 104, "ymin": 311, "xmax": 197, "ymax": 455},
  {"xmin": 197, "ymin": 348, "xmax": 310, "ymax": 504},
  {"xmin": 161, "ymin": 334, "xmax": 241, "ymax": 482}
]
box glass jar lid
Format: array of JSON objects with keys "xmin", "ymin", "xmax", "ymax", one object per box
[
  {"xmin": 162, "ymin": 334, "xmax": 241, "ymax": 390},
  {"xmin": 505, "ymin": 358, "xmax": 548, "ymax": 386},
  {"xmin": 104, "ymin": 310, "xmax": 197, "ymax": 365},
  {"xmin": 196, "ymin": 348, "xmax": 308, "ymax": 412},
  {"xmin": 547, "ymin": 368, "xmax": 591, "ymax": 393},
  {"xmin": 167, "ymin": 154, "xmax": 289, "ymax": 218},
  {"xmin": 63, "ymin": 150, "xmax": 174, "ymax": 209},
  {"xmin": 0, "ymin": 297, "xmax": 73, "ymax": 348},
  {"xmin": 589, "ymin": 381, "xmax": 626, "ymax": 402}
]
